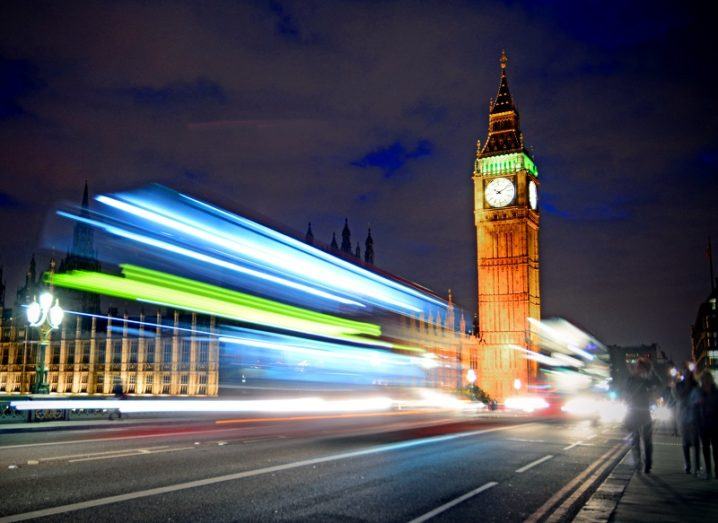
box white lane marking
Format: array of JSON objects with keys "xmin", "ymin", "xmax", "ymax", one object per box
[
  {"xmin": 34, "ymin": 446, "xmax": 170, "ymax": 462},
  {"xmin": 0, "ymin": 424, "xmax": 524, "ymax": 522},
  {"xmin": 508, "ymin": 438, "xmax": 546, "ymax": 443},
  {"xmin": 0, "ymin": 426, "xmax": 267, "ymax": 451},
  {"xmin": 68, "ymin": 446, "xmax": 196, "ymax": 463},
  {"xmin": 516, "ymin": 454, "xmax": 554, "ymax": 473},
  {"xmin": 563, "ymin": 441, "xmax": 583, "ymax": 451},
  {"xmin": 408, "ymin": 482, "xmax": 498, "ymax": 523}
]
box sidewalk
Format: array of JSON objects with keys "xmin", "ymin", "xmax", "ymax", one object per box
[
  {"xmin": 612, "ymin": 430, "xmax": 718, "ymax": 522},
  {"xmin": 578, "ymin": 428, "xmax": 718, "ymax": 522}
]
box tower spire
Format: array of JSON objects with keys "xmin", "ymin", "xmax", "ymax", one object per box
[
  {"xmin": 341, "ymin": 218, "xmax": 352, "ymax": 254},
  {"xmin": 481, "ymin": 50, "xmax": 523, "ymax": 156},
  {"xmin": 81, "ymin": 180, "xmax": 89, "ymax": 213},
  {"xmin": 491, "ymin": 50, "xmax": 515, "ymax": 114},
  {"xmin": 71, "ymin": 182, "xmax": 96, "ymax": 259},
  {"xmin": 305, "ymin": 222, "xmax": 314, "ymax": 245},
  {"xmin": 364, "ymin": 228, "xmax": 374, "ymax": 264}
]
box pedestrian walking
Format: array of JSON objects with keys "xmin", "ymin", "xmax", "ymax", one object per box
[
  {"xmin": 695, "ymin": 371, "xmax": 718, "ymax": 479},
  {"xmin": 624, "ymin": 357, "xmax": 660, "ymax": 473},
  {"xmin": 674, "ymin": 364, "xmax": 700, "ymax": 474}
]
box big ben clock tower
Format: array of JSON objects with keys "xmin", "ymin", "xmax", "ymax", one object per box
[{"xmin": 473, "ymin": 51, "xmax": 541, "ymax": 400}]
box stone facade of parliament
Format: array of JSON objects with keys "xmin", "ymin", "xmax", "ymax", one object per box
[{"xmin": 0, "ymin": 52, "xmax": 539, "ymax": 400}]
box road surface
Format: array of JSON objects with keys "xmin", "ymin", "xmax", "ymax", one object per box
[{"xmin": 0, "ymin": 412, "xmax": 629, "ymax": 522}]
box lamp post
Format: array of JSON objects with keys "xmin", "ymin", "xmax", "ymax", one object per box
[{"xmin": 27, "ymin": 292, "xmax": 63, "ymax": 394}]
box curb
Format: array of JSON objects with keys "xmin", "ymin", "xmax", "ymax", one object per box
[{"xmin": 573, "ymin": 451, "xmax": 634, "ymax": 522}]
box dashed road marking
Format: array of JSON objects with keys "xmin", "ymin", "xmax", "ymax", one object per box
[
  {"xmin": 408, "ymin": 482, "xmax": 498, "ymax": 523},
  {"xmin": 516, "ymin": 454, "xmax": 554, "ymax": 473},
  {"xmin": 68, "ymin": 446, "xmax": 195, "ymax": 463}
]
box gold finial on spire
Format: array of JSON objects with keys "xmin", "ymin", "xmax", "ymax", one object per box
[{"xmin": 500, "ymin": 49, "xmax": 508, "ymax": 70}]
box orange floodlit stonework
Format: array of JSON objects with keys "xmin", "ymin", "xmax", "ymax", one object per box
[{"xmin": 473, "ymin": 51, "xmax": 541, "ymax": 401}]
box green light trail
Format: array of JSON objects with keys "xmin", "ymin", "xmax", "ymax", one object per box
[{"xmin": 46, "ymin": 265, "xmax": 381, "ymax": 339}]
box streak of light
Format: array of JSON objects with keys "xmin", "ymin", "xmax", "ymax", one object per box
[
  {"xmin": 180, "ymin": 192, "xmax": 447, "ymax": 309},
  {"xmin": 11, "ymin": 396, "xmax": 394, "ymax": 414},
  {"xmin": 46, "ymin": 265, "xmax": 381, "ymax": 340},
  {"xmin": 504, "ymin": 395, "xmax": 549, "ymax": 413},
  {"xmin": 12, "ymin": 392, "xmax": 472, "ymax": 415},
  {"xmin": 508, "ymin": 345, "xmax": 564, "ymax": 366},
  {"xmin": 528, "ymin": 317, "xmax": 596, "ymax": 360},
  {"xmin": 544, "ymin": 369, "xmax": 593, "ymax": 392},
  {"xmin": 215, "ymin": 409, "xmax": 434, "ymax": 425},
  {"xmin": 551, "ymin": 352, "xmax": 585, "ymax": 368},
  {"xmin": 561, "ymin": 396, "xmax": 627, "ymax": 423},
  {"xmin": 94, "ymin": 187, "xmax": 447, "ymax": 315},
  {"xmin": 98, "ymin": 194, "xmax": 420, "ymax": 313},
  {"xmin": 58, "ymin": 211, "xmax": 363, "ymax": 308}
]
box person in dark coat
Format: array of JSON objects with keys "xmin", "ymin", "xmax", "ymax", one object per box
[
  {"xmin": 674, "ymin": 364, "xmax": 700, "ymax": 474},
  {"xmin": 695, "ymin": 371, "xmax": 718, "ymax": 479},
  {"xmin": 624, "ymin": 357, "xmax": 660, "ymax": 473}
]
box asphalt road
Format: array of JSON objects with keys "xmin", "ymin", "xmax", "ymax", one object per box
[{"xmin": 0, "ymin": 412, "xmax": 630, "ymax": 522}]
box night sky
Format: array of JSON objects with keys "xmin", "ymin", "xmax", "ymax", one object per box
[{"xmin": 1, "ymin": 1, "xmax": 716, "ymax": 361}]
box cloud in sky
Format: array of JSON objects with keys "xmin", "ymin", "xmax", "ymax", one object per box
[{"xmin": 351, "ymin": 140, "xmax": 433, "ymax": 177}]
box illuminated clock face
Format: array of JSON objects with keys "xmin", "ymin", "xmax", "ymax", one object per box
[
  {"xmin": 485, "ymin": 177, "xmax": 515, "ymax": 207},
  {"xmin": 528, "ymin": 180, "xmax": 538, "ymax": 210}
]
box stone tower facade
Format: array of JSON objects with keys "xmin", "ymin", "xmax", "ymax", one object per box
[{"xmin": 473, "ymin": 51, "xmax": 541, "ymax": 400}]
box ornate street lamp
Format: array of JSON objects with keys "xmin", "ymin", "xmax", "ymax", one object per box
[{"xmin": 27, "ymin": 292, "xmax": 63, "ymax": 394}]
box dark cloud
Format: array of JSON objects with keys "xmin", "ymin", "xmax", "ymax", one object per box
[
  {"xmin": 268, "ymin": 1, "xmax": 301, "ymax": 40},
  {"xmin": 351, "ymin": 140, "xmax": 433, "ymax": 177},
  {"xmin": 0, "ymin": 191, "xmax": 22, "ymax": 208},
  {"xmin": 0, "ymin": 57, "xmax": 44, "ymax": 119}
]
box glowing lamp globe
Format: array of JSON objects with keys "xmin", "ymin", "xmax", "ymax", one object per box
[
  {"xmin": 26, "ymin": 302, "xmax": 42, "ymax": 326},
  {"xmin": 49, "ymin": 302, "xmax": 64, "ymax": 329},
  {"xmin": 39, "ymin": 292, "xmax": 53, "ymax": 310}
]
